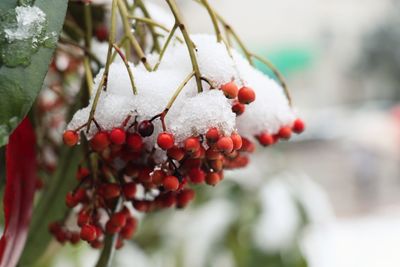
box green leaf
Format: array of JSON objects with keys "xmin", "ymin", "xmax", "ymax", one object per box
[
  {"xmin": 0, "ymin": 0, "xmax": 68, "ymax": 147},
  {"xmin": 18, "ymin": 147, "xmax": 82, "ymax": 267}
]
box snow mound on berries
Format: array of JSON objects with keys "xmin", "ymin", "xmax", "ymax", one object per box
[
  {"xmin": 169, "ymin": 90, "xmax": 236, "ymax": 143},
  {"xmin": 67, "ymin": 33, "xmax": 296, "ymax": 143},
  {"xmin": 233, "ymin": 53, "xmax": 296, "ymax": 137},
  {"xmin": 148, "ymin": 34, "xmax": 239, "ymax": 95}
]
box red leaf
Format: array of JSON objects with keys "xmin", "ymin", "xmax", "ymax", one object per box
[{"xmin": 0, "ymin": 118, "xmax": 37, "ymax": 267}]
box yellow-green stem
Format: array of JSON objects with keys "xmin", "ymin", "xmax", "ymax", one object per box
[
  {"xmin": 86, "ymin": 0, "xmax": 118, "ymax": 132},
  {"xmin": 83, "ymin": 58, "xmax": 94, "ymax": 95},
  {"xmin": 199, "ymin": 0, "xmax": 222, "ymax": 42},
  {"xmin": 112, "ymin": 43, "xmax": 138, "ymax": 95},
  {"xmin": 251, "ymin": 54, "xmax": 292, "ymax": 106},
  {"xmin": 165, "ymin": 0, "xmax": 203, "ymax": 93},
  {"xmin": 135, "ymin": 0, "xmax": 161, "ymax": 52},
  {"xmin": 165, "ymin": 71, "xmax": 195, "ymax": 115},
  {"xmin": 153, "ymin": 24, "xmax": 177, "ymax": 71},
  {"xmin": 117, "ymin": 0, "xmax": 152, "ymax": 71}
]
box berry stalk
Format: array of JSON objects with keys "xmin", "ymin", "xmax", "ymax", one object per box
[{"xmin": 165, "ymin": 0, "xmax": 203, "ymax": 93}]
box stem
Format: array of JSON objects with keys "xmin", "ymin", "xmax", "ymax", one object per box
[
  {"xmin": 128, "ymin": 16, "xmax": 169, "ymax": 34},
  {"xmin": 58, "ymin": 37, "xmax": 103, "ymax": 67},
  {"xmin": 86, "ymin": 0, "xmax": 118, "ymax": 132},
  {"xmin": 117, "ymin": 0, "xmax": 152, "ymax": 71},
  {"xmin": 153, "ymin": 24, "xmax": 177, "ymax": 71},
  {"xmin": 165, "ymin": 0, "xmax": 203, "ymax": 93},
  {"xmin": 164, "ymin": 71, "xmax": 195, "ymax": 114},
  {"xmin": 83, "ymin": 2, "xmax": 93, "ymax": 49},
  {"xmin": 83, "ymin": 58, "xmax": 94, "ymax": 95},
  {"xmin": 112, "ymin": 43, "xmax": 138, "ymax": 95},
  {"xmin": 199, "ymin": 0, "xmax": 222, "ymax": 42},
  {"xmin": 251, "ymin": 54, "xmax": 292, "ymax": 106},
  {"xmin": 135, "ymin": 0, "xmax": 161, "ymax": 52},
  {"xmin": 94, "ymin": 199, "xmax": 122, "ymax": 267}
]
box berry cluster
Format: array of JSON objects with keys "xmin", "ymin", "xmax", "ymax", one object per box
[{"xmin": 53, "ymin": 32, "xmax": 305, "ymax": 249}]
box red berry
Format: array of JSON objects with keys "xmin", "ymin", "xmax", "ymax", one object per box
[
  {"xmin": 210, "ymin": 159, "xmax": 223, "ymax": 172},
  {"xmin": 206, "ymin": 172, "xmax": 220, "ymax": 186},
  {"xmin": 138, "ymin": 120, "xmax": 154, "ymax": 137},
  {"xmin": 133, "ymin": 200, "xmax": 150, "ymax": 212},
  {"xmin": 80, "ymin": 224, "xmax": 97, "ymax": 242},
  {"xmin": 151, "ymin": 170, "xmax": 165, "ymax": 185},
  {"xmin": 78, "ymin": 211, "xmax": 90, "ymax": 227},
  {"xmin": 188, "ymin": 168, "xmax": 205, "ymax": 184},
  {"xmin": 126, "ymin": 133, "xmax": 143, "ymax": 152},
  {"xmin": 122, "ymin": 182, "xmax": 137, "ymax": 199},
  {"xmin": 120, "ymin": 217, "xmax": 137, "ymax": 239},
  {"xmin": 167, "ymin": 146, "xmax": 185, "ymax": 161},
  {"xmin": 206, "ymin": 128, "xmax": 220, "ymax": 143},
  {"xmin": 176, "ymin": 189, "xmax": 195, "ymax": 208},
  {"xmin": 205, "ymin": 148, "xmax": 222, "ymax": 160},
  {"xmin": 292, "ymin": 118, "xmax": 305, "ymax": 134},
  {"xmin": 63, "ymin": 130, "xmax": 79, "ymax": 146},
  {"xmin": 231, "ymin": 133, "xmax": 243, "ymax": 150},
  {"xmin": 90, "ymin": 131, "xmax": 110, "ymax": 152},
  {"xmin": 184, "ymin": 137, "xmax": 200, "ymax": 153},
  {"xmin": 110, "ymin": 128, "xmax": 126, "ymax": 145},
  {"xmin": 74, "ymin": 188, "xmax": 87, "ymax": 203},
  {"xmin": 238, "ymin": 87, "xmax": 256, "ymax": 104},
  {"xmin": 65, "ymin": 192, "xmax": 77, "ymax": 208},
  {"xmin": 138, "ymin": 167, "xmax": 152, "ymax": 182},
  {"xmin": 217, "ymin": 136, "xmax": 234, "ymax": 153},
  {"xmin": 241, "ymin": 138, "xmax": 255, "ymax": 152},
  {"xmin": 95, "ymin": 25, "xmax": 108, "ymax": 42},
  {"xmin": 232, "ymin": 102, "xmax": 245, "ymax": 115},
  {"xmin": 102, "ymin": 183, "xmax": 121, "ymax": 199},
  {"xmin": 278, "ymin": 127, "xmax": 292, "ymax": 140},
  {"xmin": 163, "ymin": 175, "xmax": 179, "ymax": 191},
  {"xmin": 110, "ymin": 212, "xmax": 127, "ymax": 228},
  {"xmin": 257, "ymin": 132, "xmax": 274, "ymax": 146},
  {"xmin": 157, "ymin": 132, "xmax": 174, "ymax": 150},
  {"xmin": 76, "ymin": 167, "xmax": 90, "ymax": 181},
  {"xmin": 221, "ymin": 82, "xmax": 238, "ymax": 99},
  {"xmin": 105, "ymin": 220, "xmax": 121, "ymax": 234},
  {"xmin": 70, "ymin": 232, "xmax": 80, "ymax": 245}
]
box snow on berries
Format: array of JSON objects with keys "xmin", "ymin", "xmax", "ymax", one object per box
[{"xmin": 55, "ymin": 34, "xmax": 305, "ymax": 250}]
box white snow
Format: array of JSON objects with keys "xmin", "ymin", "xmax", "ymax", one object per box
[
  {"xmin": 67, "ymin": 34, "xmax": 297, "ymax": 148},
  {"xmin": 4, "ymin": 6, "xmax": 46, "ymax": 42}
]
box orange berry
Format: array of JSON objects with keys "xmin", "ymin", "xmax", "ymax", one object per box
[
  {"xmin": 63, "ymin": 130, "xmax": 79, "ymax": 146},
  {"xmin": 163, "ymin": 175, "xmax": 179, "ymax": 191},
  {"xmin": 157, "ymin": 132, "xmax": 174, "ymax": 150},
  {"xmin": 221, "ymin": 81, "xmax": 238, "ymax": 99},
  {"xmin": 238, "ymin": 86, "xmax": 256, "ymax": 104},
  {"xmin": 217, "ymin": 136, "xmax": 234, "ymax": 153}
]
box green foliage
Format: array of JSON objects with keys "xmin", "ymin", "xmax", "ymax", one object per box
[
  {"xmin": 19, "ymin": 147, "xmax": 82, "ymax": 267},
  {"xmin": 0, "ymin": 0, "xmax": 67, "ymax": 147}
]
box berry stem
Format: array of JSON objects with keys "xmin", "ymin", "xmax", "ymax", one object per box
[
  {"xmin": 94, "ymin": 199, "xmax": 123, "ymax": 267},
  {"xmin": 165, "ymin": 0, "xmax": 203, "ymax": 93},
  {"xmin": 83, "ymin": 2, "xmax": 94, "ymax": 94},
  {"xmin": 153, "ymin": 24, "xmax": 178, "ymax": 71},
  {"xmin": 86, "ymin": 0, "xmax": 118, "ymax": 132},
  {"xmin": 58, "ymin": 37, "xmax": 103, "ymax": 67},
  {"xmin": 250, "ymin": 53, "xmax": 292, "ymax": 106},
  {"xmin": 134, "ymin": 0, "xmax": 161, "ymax": 52},
  {"xmin": 199, "ymin": 0, "xmax": 222, "ymax": 42},
  {"xmin": 165, "ymin": 71, "xmax": 195, "ymax": 113},
  {"xmin": 112, "ymin": 43, "xmax": 138, "ymax": 95},
  {"xmin": 117, "ymin": 0, "xmax": 152, "ymax": 71}
]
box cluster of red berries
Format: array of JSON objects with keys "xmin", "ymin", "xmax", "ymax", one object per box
[
  {"xmin": 255, "ymin": 118, "xmax": 305, "ymax": 147},
  {"xmin": 219, "ymin": 81, "xmax": 256, "ymax": 116},
  {"xmin": 56, "ymin": 80, "xmax": 304, "ymax": 249}
]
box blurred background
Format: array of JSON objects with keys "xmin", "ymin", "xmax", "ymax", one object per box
[{"xmin": 51, "ymin": 0, "xmax": 400, "ymax": 266}]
